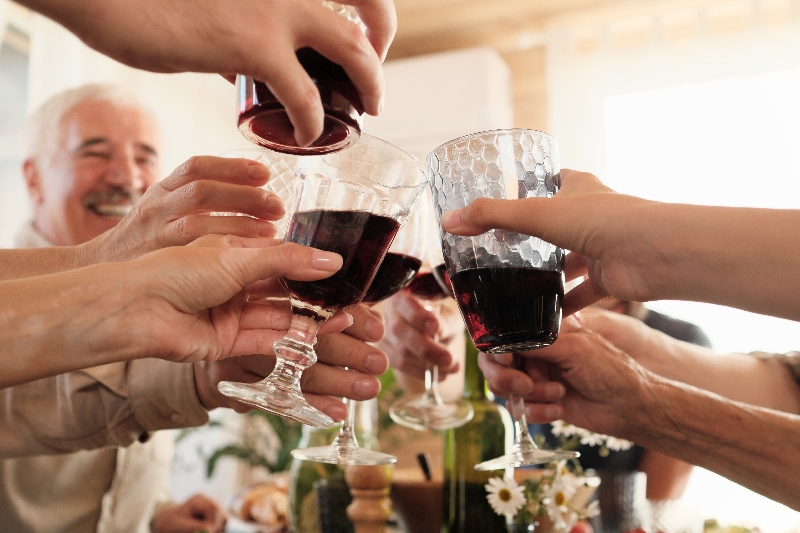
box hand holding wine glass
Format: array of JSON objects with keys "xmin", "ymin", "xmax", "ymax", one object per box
[{"xmin": 428, "ymin": 129, "xmax": 579, "ymax": 469}]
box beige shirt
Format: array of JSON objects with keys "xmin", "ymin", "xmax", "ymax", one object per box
[{"xmin": 0, "ymin": 223, "xmax": 210, "ymax": 533}]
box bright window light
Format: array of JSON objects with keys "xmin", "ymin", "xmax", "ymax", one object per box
[{"xmin": 605, "ymin": 71, "xmax": 800, "ymax": 528}]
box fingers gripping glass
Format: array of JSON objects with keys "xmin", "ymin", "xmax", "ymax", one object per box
[
  {"xmin": 427, "ymin": 129, "xmax": 579, "ymax": 469},
  {"xmin": 218, "ymin": 136, "xmax": 426, "ymax": 467}
]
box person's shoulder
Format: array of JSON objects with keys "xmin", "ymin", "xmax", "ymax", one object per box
[{"xmin": 643, "ymin": 309, "xmax": 712, "ymax": 348}]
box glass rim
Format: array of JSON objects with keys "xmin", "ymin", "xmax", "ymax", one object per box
[{"xmin": 428, "ymin": 128, "xmax": 557, "ymax": 155}]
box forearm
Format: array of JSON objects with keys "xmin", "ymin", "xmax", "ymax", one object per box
[
  {"xmin": 0, "ymin": 246, "xmax": 91, "ymax": 281},
  {"xmin": 628, "ymin": 376, "xmax": 800, "ymax": 510},
  {"xmin": 645, "ymin": 334, "xmax": 800, "ymax": 413},
  {"xmin": 642, "ymin": 204, "xmax": 800, "ymax": 321},
  {"xmin": 0, "ymin": 263, "xmax": 143, "ymax": 387}
]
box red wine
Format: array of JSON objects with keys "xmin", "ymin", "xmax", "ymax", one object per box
[
  {"xmin": 406, "ymin": 271, "xmax": 448, "ymax": 302},
  {"xmin": 450, "ymin": 267, "xmax": 563, "ymax": 352},
  {"xmin": 237, "ymin": 48, "xmax": 363, "ymax": 155},
  {"xmin": 362, "ymin": 253, "xmax": 422, "ymax": 305},
  {"xmin": 282, "ymin": 210, "xmax": 399, "ymax": 311},
  {"xmin": 431, "ymin": 263, "xmax": 454, "ymax": 298}
]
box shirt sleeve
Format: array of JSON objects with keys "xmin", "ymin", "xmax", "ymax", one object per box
[{"xmin": 0, "ymin": 360, "xmax": 209, "ymax": 458}]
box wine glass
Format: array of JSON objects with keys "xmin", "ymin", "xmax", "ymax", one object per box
[
  {"xmin": 427, "ymin": 129, "xmax": 579, "ymax": 469},
  {"xmin": 389, "ymin": 192, "xmax": 475, "ymax": 431},
  {"xmin": 218, "ymin": 134, "xmax": 427, "ymax": 435}
]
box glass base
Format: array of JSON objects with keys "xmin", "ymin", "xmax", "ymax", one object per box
[
  {"xmin": 474, "ymin": 449, "xmax": 579, "ymax": 471},
  {"xmin": 217, "ymin": 380, "xmax": 334, "ymax": 428},
  {"xmin": 291, "ymin": 444, "xmax": 397, "ymax": 465},
  {"xmin": 389, "ymin": 395, "xmax": 474, "ymax": 431}
]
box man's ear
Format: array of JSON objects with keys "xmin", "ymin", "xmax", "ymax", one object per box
[{"xmin": 22, "ymin": 159, "xmax": 44, "ymax": 205}]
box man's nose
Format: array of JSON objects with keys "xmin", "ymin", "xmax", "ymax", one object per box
[{"xmin": 106, "ymin": 152, "xmax": 145, "ymax": 190}]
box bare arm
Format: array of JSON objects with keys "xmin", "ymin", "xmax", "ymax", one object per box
[
  {"xmin": 0, "ymin": 240, "xmax": 342, "ymax": 388},
  {"xmin": 581, "ymin": 308, "xmax": 800, "ymax": 414},
  {"xmin": 479, "ymin": 323, "xmax": 800, "ymax": 511},
  {"xmin": 441, "ymin": 170, "xmax": 800, "ymax": 322}
]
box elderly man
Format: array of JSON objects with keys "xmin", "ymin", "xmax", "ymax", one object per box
[{"xmin": 0, "ymin": 84, "xmax": 389, "ymax": 533}]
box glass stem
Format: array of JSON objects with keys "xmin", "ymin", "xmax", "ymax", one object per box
[
  {"xmin": 421, "ymin": 364, "xmax": 444, "ymax": 407},
  {"xmin": 510, "ymin": 393, "xmax": 538, "ymax": 454},
  {"xmin": 332, "ymin": 397, "xmax": 359, "ymax": 452},
  {"xmin": 267, "ymin": 307, "xmax": 327, "ymax": 390}
]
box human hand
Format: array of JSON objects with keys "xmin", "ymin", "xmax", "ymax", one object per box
[
  {"xmin": 439, "ymin": 169, "xmax": 666, "ymax": 315},
  {"xmin": 478, "ymin": 315, "xmax": 657, "ymax": 437},
  {"xmin": 28, "ymin": 0, "xmax": 395, "ymax": 147},
  {"xmin": 194, "ymin": 303, "xmax": 388, "ymax": 422},
  {"xmin": 150, "ymin": 494, "xmax": 227, "ymax": 533},
  {"xmin": 114, "ymin": 236, "xmax": 343, "ymax": 364},
  {"xmin": 81, "ymin": 156, "xmax": 284, "ymax": 266},
  {"xmin": 377, "ymin": 291, "xmax": 460, "ymax": 380}
]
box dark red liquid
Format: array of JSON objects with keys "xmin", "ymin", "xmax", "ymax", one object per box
[
  {"xmin": 362, "ymin": 253, "xmax": 422, "ymax": 305},
  {"xmin": 450, "ymin": 267, "xmax": 563, "ymax": 353},
  {"xmin": 407, "ymin": 271, "xmax": 448, "ymax": 302},
  {"xmin": 282, "ymin": 210, "xmax": 399, "ymax": 312},
  {"xmin": 431, "ymin": 263, "xmax": 454, "ymax": 298},
  {"xmin": 237, "ymin": 48, "xmax": 363, "ymax": 155}
]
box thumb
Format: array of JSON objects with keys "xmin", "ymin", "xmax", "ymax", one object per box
[{"xmin": 217, "ymin": 242, "xmax": 342, "ymax": 287}]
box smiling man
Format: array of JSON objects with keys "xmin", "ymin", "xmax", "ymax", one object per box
[
  {"xmin": 21, "ymin": 86, "xmax": 160, "ymax": 246},
  {"xmin": 2, "ymin": 85, "xmax": 228, "ymax": 533}
]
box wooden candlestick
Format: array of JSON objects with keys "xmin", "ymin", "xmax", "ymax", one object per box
[{"xmin": 345, "ymin": 464, "xmax": 393, "ymax": 533}]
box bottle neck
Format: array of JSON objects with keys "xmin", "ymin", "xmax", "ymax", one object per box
[{"xmin": 462, "ymin": 330, "xmax": 490, "ymax": 401}]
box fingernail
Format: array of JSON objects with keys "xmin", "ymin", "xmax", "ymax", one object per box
[
  {"xmin": 546, "ymin": 383, "xmax": 565, "ymax": 401},
  {"xmin": 378, "ymin": 93, "xmax": 385, "ymax": 115},
  {"xmin": 440, "ymin": 209, "xmax": 461, "ymax": 230},
  {"xmin": 257, "ymin": 222, "xmax": 277, "ymax": 237},
  {"xmin": 512, "ymin": 376, "xmax": 532, "ymax": 396},
  {"xmin": 264, "ymin": 195, "xmax": 285, "ymax": 216},
  {"xmin": 247, "ymin": 162, "xmax": 271, "ymax": 181},
  {"xmin": 365, "ymin": 353, "xmax": 388, "ymax": 374},
  {"xmin": 310, "ymin": 251, "xmax": 342, "ymax": 270},
  {"xmin": 353, "ymin": 376, "xmax": 378, "ymax": 398},
  {"xmin": 342, "ymin": 311, "xmax": 354, "ymax": 328}
]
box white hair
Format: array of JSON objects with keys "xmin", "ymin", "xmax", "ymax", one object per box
[{"xmin": 22, "ymin": 83, "xmax": 159, "ymax": 166}]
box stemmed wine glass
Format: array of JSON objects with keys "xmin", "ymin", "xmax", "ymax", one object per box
[
  {"xmin": 427, "ymin": 129, "xmax": 579, "ymax": 469},
  {"xmin": 388, "ymin": 192, "xmax": 475, "ymax": 431},
  {"xmin": 219, "ymin": 135, "xmax": 426, "ymax": 466}
]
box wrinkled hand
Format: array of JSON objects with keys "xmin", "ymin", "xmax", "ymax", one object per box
[
  {"xmin": 478, "ymin": 315, "xmax": 657, "ymax": 437},
  {"xmin": 440, "ymin": 169, "xmax": 664, "ymax": 315},
  {"xmin": 116, "ymin": 236, "xmax": 343, "ymax": 364},
  {"xmin": 194, "ymin": 303, "xmax": 388, "ymax": 422},
  {"xmin": 29, "ymin": 0, "xmax": 395, "ymax": 147},
  {"xmin": 377, "ymin": 291, "xmax": 460, "ymax": 380},
  {"xmin": 82, "ymin": 156, "xmax": 284, "ymax": 265},
  {"xmin": 151, "ymin": 494, "xmax": 227, "ymax": 533}
]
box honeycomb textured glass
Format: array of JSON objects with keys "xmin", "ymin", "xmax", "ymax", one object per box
[{"xmin": 426, "ymin": 129, "xmax": 563, "ymax": 273}]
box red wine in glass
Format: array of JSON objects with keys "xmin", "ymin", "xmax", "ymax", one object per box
[
  {"xmin": 406, "ymin": 271, "xmax": 448, "ymax": 301},
  {"xmin": 362, "ymin": 253, "xmax": 422, "ymax": 305},
  {"xmin": 431, "ymin": 263, "xmax": 454, "ymax": 298},
  {"xmin": 237, "ymin": 48, "xmax": 363, "ymax": 156},
  {"xmin": 282, "ymin": 209, "xmax": 399, "ymax": 311},
  {"xmin": 450, "ymin": 267, "xmax": 563, "ymax": 352}
]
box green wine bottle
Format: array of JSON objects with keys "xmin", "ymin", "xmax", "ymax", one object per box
[{"xmin": 442, "ymin": 332, "xmax": 514, "ymax": 533}]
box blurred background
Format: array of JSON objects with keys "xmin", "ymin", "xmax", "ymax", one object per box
[{"xmin": 0, "ymin": 0, "xmax": 799, "ymax": 528}]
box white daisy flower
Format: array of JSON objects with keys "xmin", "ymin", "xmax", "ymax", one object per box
[
  {"xmin": 550, "ymin": 420, "xmax": 578, "ymax": 437},
  {"xmin": 605, "ymin": 436, "xmax": 633, "ymax": 451},
  {"xmin": 485, "ymin": 476, "xmax": 526, "ymax": 518},
  {"xmin": 579, "ymin": 432, "xmax": 603, "ymax": 447}
]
